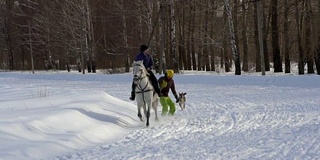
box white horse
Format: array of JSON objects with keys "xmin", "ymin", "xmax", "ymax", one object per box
[{"xmin": 132, "ymin": 60, "xmax": 159, "ymax": 127}]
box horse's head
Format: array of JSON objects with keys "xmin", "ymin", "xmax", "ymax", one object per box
[{"xmin": 132, "ymin": 61, "xmax": 147, "ymax": 84}]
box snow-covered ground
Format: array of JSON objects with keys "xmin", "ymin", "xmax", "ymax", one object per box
[{"xmin": 0, "ymin": 70, "xmax": 319, "ymax": 160}]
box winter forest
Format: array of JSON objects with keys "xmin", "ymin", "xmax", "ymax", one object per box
[{"xmin": 0, "ymin": 0, "xmax": 320, "ymax": 75}]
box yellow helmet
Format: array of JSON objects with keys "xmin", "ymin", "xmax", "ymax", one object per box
[{"xmin": 166, "ymin": 69, "xmax": 174, "ymax": 78}]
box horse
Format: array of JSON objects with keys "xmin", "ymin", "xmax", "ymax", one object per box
[{"xmin": 132, "ymin": 60, "xmax": 159, "ymax": 127}]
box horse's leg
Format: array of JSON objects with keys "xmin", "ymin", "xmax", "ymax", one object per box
[
  {"xmin": 146, "ymin": 102, "xmax": 151, "ymax": 127},
  {"xmin": 137, "ymin": 104, "xmax": 143, "ymax": 121},
  {"xmin": 142, "ymin": 103, "xmax": 147, "ymax": 118}
]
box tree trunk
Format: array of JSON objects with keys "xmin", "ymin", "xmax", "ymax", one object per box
[
  {"xmin": 271, "ymin": 0, "xmax": 282, "ymax": 72},
  {"xmin": 159, "ymin": 0, "xmax": 166, "ymax": 74},
  {"xmin": 118, "ymin": 0, "xmax": 129, "ymax": 72},
  {"xmin": 170, "ymin": 0, "xmax": 178, "ymax": 73},
  {"xmin": 4, "ymin": 0, "xmax": 14, "ymax": 70},
  {"xmin": 185, "ymin": 3, "xmax": 192, "ymax": 71},
  {"xmin": 204, "ymin": 1, "xmax": 210, "ymax": 71},
  {"xmin": 262, "ymin": 0, "xmax": 270, "ymax": 71},
  {"xmin": 296, "ymin": 0, "xmax": 304, "ymax": 75},
  {"xmin": 316, "ymin": 0, "xmax": 320, "ymax": 75},
  {"xmin": 224, "ymin": 0, "xmax": 241, "ymax": 75},
  {"xmin": 284, "ymin": 0, "xmax": 290, "ymax": 73},
  {"xmin": 191, "ymin": 4, "xmax": 196, "ymax": 71},
  {"xmin": 223, "ymin": 5, "xmax": 229, "ymax": 72},
  {"xmin": 257, "ymin": 0, "xmax": 266, "ymax": 75},
  {"xmin": 304, "ymin": 0, "xmax": 314, "ymax": 74},
  {"xmin": 241, "ymin": 0, "xmax": 248, "ymax": 72},
  {"xmin": 28, "ymin": 22, "xmax": 35, "ymax": 74},
  {"xmin": 210, "ymin": 0, "xmax": 216, "ymax": 72},
  {"xmin": 177, "ymin": 1, "xmax": 186, "ymax": 71},
  {"xmin": 233, "ymin": 0, "xmax": 240, "ymax": 72},
  {"xmin": 197, "ymin": 3, "xmax": 203, "ymax": 71},
  {"xmin": 254, "ymin": 2, "xmax": 261, "ymax": 72},
  {"xmin": 85, "ymin": 0, "xmax": 92, "ymax": 73}
]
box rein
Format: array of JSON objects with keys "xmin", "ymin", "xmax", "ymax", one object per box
[
  {"xmin": 133, "ymin": 63, "xmax": 153, "ymax": 94},
  {"xmin": 135, "ymin": 76, "xmax": 154, "ymax": 93}
]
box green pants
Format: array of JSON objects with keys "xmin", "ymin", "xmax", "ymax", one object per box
[{"xmin": 160, "ymin": 97, "xmax": 176, "ymax": 116}]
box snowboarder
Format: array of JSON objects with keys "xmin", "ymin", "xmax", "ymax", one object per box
[{"xmin": 158, "ymin": 69, "xmax": 179, "ymax": 116}]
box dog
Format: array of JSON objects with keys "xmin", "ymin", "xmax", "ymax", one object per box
[{"xmin": 178, "ymin": 92, "xmax": 187, "ymax": 110}]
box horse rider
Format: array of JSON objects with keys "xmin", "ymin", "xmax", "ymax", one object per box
[
  {"xmin": 158, "ymin": 69, "xmax": 179, "ymax": 116},
  {"xmin": 130, "ymin": 45, "xmax": 161, "ymax": 101}
]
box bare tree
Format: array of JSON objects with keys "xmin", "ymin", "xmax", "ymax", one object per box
[
  {"xmin": 224, "ymin": 0, "xmax": 241, "ymax": 75},
  {"xmin": 253, "ymin": 1, "xmax": 261, "ymax": 72},
  {"xmin": 296, "ymin": 0, "xmax": 304, "ymax": 75},
  {"xmin": 1, "ymin": 0, "xmax": 319, "ymax": 75},
  {"xmin": 0, "ymin": 1, "xmax": 6, "ymax": 69},
  {"xmin": 223, "ymin": 4, "xmax": 230, "ymax": 72},
  {"xmin": 57, "ymin": 0, "xmax": 96, "ymax": 74},
  {"xmin": 284, "ymin": 0, "xmax": 290, "ymax": 73},
  {"xmin": 170, "ymin": 0, "xmax": 178, "ymax": 72},
  {"xmin": 186, "ymin": 1, "xmax": 193, "ymax": 71},
  {"xmin": 114, "ymin": 0, "xmax": 130, "ymax": 72},
  {"xmin": 256, "ymin": 0, "xmax": 265, "ymax": 75},
  {"xmin": 304, "ymin": 0, "xmax": 314, "ymax": 74},
  {"xmin": 159, "ymin": 0, "xmax": 167, "ymax": 74},
  {"xmin": 191, "ymin": 2, "xmax": 196, "ymax": 71},
  {"xmin": 196, "ymin": 1, "xmax": 204, "ymax": 71},
  {"xmin": 241, "ymin": 0, "xmax": 248, "ymax": 72},
  {"xmin": 262, "ymin": 0, "xmax": 270, "ymax": 71},
  {"xmin": 177, "ymin": 0, "xmax": 186, "ymax": 71},
  {"xmin": 271, "ymin": 0, "xmax": 282, "ymax": 72},
  {"xmin": 203, "ymin": 0, "xmax": 210, "ymax": 71},
  {"xmin": 316, "ymin": 0, "xmax": 320, "ymax": 74},
  {"xmin": 210, "ymin": 0, "xmax": 217, "ymax": 72},
  {"xmin": 2, "ymin": 0, "xmax": 14, "ymax": 70}
]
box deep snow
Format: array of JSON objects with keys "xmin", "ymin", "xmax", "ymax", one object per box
[{"xmin": 0, "ymin": 70, "xmax": 319, "ymax": 160}]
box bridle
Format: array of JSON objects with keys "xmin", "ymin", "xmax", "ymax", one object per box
[
  {"xmin": 133, "ymin": 63, "xmax": 153, "ymax": 94},
  {"xmin": 133, "ymin": 64, "xmax": 147, "ymax": 81}
]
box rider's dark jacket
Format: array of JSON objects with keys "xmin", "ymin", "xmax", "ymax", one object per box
[{"xmin": 135, "ymin": 52, "xmax": 153, "ymax": 70}]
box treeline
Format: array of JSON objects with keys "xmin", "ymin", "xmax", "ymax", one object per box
[{"xmin": 0, "ymin": 0, "xmax": 319, "ymax": 75}]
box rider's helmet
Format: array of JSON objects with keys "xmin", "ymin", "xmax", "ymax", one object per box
[{"xmin": 166, "ymin": 69, "xmax": 174, "ymax": 79}]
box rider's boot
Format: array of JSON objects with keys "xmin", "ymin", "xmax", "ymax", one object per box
[
  {"xmin": 156, "ymin": 87, "xmax": 162, "ymax": 97},
  {"xmin": 129, "ymin": 82, "xmax": 136, "ymax": 101},
  {"xmin": 152, "ymin": 81, "xmax": 162, "ymax": 97},
  {"xmin": 129, "ymin": 91, "xmax": 135, "ymax": 101}
]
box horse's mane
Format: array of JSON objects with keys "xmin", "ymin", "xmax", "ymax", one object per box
[
  {"xmin": 133, "ymin": 60, "xmax": 147, "ymax": 72},
  {"xmin": 133, "ymin": 60, "xmax": 143, "ymax": 66}
]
